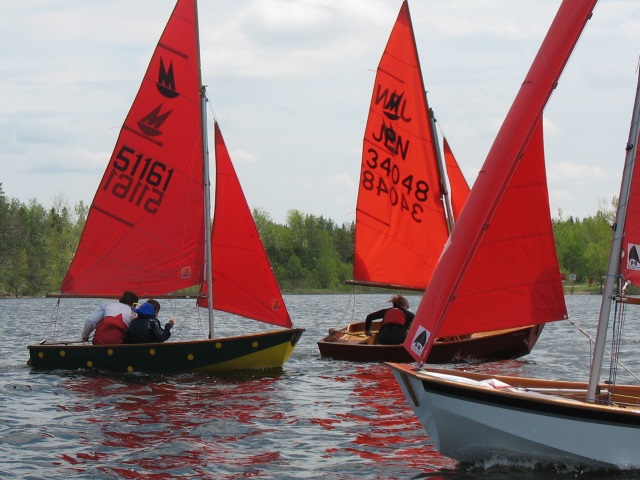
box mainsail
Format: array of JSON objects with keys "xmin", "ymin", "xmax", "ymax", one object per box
[
  {"xmin": 61, "ymin": 0, "xmax": 204, "ymax": 296},
  {"xmin": 196, "ymin": 123, "xmax": 292, "ymax": 328},
  {"xmin": 352, "ymin": 0, "xmax": 453, "ymax": 290},
  {"xmin": 404, "ymin": 1, "xmax": 597, "ymax": 361}
]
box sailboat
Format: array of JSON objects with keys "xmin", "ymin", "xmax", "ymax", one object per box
[
  {"xmin": 317, "ymin": 0, "xmax": 544, "ymax": 363},
  {"xmin": 28, "ymin": 0, "xmax": 304, "ymax": 374},
  {"xmin": 387, "ymin": 0, "xmax": 640, "ymax": 470}
]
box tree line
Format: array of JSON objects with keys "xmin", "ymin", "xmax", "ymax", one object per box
[{"xmin": 0, "ymin": 183, "xmax": 617, "ymax": 296}]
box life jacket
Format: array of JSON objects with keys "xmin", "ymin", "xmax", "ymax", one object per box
[
  {"xmin": 382, "ymin": 308, "xmax": 406, "ymax": 327},
  {"xmin": 93, "ymin": 314, "xmax": 128, "ymax": 345}
]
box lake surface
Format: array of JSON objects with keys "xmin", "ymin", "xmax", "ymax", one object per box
[{"xmin": 2, "ymin": 294, "xmax": 640, "ymax": 479}]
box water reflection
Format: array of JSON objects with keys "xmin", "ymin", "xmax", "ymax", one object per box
[
  {"xmin": 54, "ymin": 371, "xmax": 288, "ymax": 478},
  {"xmin": 4, "ymin": 295, "xmax": 638, "ymax": 479}
]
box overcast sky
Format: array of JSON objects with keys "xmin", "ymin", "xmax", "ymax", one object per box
[{"xmin": 1, "ymin": 0, "xmax": 639, "ymax": 225}]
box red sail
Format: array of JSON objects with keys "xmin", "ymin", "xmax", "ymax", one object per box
[
  {"xmin": 61, "ymin": 0, "xmax": 204, "ymax": 296},
  {"xmin": 352, "ymin": 0, "xmax": 449, "ymax": 290},
  {"xmin": 196, "ymin": 123, "xmax": 292, "ymax": 328},
  {"xmin": 621, "ymin": 96, "xmax": 640, "ymax": 285},
  {"xmin": 443, "ymin": 137, "xmax": 470, "ymax": 221},
  {"xmin": 405, "ymin": 0, "xmax": 597, "ymax": 362}
]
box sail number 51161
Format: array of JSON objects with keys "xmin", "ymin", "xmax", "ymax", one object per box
[{"xmin": 103, "ymin": 145, "xmax": 174, "ymax": 214}]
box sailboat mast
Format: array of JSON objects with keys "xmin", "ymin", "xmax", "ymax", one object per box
[
  {"xmin": 406, "ymin": 0, "xmax": 454, "ymax": 233},
  {"xmin": 428, "ymin": 107, "xmax": 455, "ymax": 232},
  {"xmin": 201, "ymin": 88, "xmax": 215, "ymax": 338},
  {"xmin": 587, "ymin": 72, "xmax": 640, "ymax": 402},
  {"xmin": 194, "ymin": 0, "xmax": 215, "ymax": 338}
]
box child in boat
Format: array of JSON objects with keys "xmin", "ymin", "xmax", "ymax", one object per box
[
  {"xmin": 82, "ymin": 290, "xmax": 138, "ymax": 344},
  {"xmin": 124, "ymin": 299, "xmax": 174, "ymax": 344},
  {"xmin": 364, "ymin": 294, "xmax": 415, "ymax": 345}
]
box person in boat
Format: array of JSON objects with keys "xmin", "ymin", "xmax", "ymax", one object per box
[
  {"xmin": 82, "ymin": 290, "xmax": 138, "ymax": 345},
  {"xmin": 124, "ymin": 299, "xmax": 174, "ymax": 344},
  {"xmin": 364, "ymin": 294, "xmax": 414, "ymax": 345}
]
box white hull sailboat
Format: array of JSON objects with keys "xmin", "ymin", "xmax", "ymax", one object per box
[
  {"xmin": 28, "ymin": 0, "xmax": 303, "ymax": 374},
  {"xmin": 390, "ymin": 366, "xmax": 640, "ymax": 468},
  {"xmin": 389, "ymin": 0, "xmax": 640, "ymax": 470},
  {"xmin": 317, "ymin": 0, "xmax": 543, "ymax": 364}
]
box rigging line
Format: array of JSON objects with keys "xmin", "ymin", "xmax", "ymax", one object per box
[
  {"xmin": 336, "ymin": 286, "xmax": 357, "ymax": 327},
  {"xmin": 163, "ymin": 297, "xmax": 183, "ymax": 338},
  {"xmin": 611, "ymin": 298, "xmax": 628, "ymax": 385},
  {"xmin": 204, "ymin": 91, "xmax": 218, "ymax": 124},
  {"xmin": 609, "ymin": 298, "xmax": 621, "ymax": 386},
  {"xmin": 351, "ymin": 284, "xmax": 357, "ymax": 322},
  {"xmin": 42, "ymin": 298, "xmax": 62, "ymax": 342},
  {"xmin": 566, "ymin": 318, "xmax": 640, "ymax": 382}
]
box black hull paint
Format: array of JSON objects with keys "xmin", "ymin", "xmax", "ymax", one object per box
[{"xmin": 29, "ymin": 328, "xmax": 304, "ymax": 374}]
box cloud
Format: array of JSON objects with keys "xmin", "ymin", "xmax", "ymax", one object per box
[
  {"xmin": 1, "ymin": 0, "xmax": 639, "ymax": 225},
  {"xmin": 548, "ymin": 162, "xmax": 605, "ymax": 182},
  {"xmin": 330, "ymin": 173, "xmax": 356, "ymax": 189},
  {"xmin": 228, "ymin": 148, "xmax": 260, "ymax": 164}
]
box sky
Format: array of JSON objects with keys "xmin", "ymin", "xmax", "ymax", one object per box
[{"xmin": 1, "ymin": 0, "xmax": 639, "ymax": 225}]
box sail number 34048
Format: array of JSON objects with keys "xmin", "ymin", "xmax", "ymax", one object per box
[
  {"xmin": 363, "ymin": 148, "xmax": 428, "ymax": 223},
  {"xmin": 103, "ymin": 145, "xmax": 174, "ymax": 214}
]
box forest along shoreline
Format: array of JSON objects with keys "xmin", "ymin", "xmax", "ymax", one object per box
[{"xmin": 0, "ymin": 182, "xmax": 619, "ymax": 298}]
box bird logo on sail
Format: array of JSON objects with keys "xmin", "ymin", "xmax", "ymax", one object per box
[
  {"xmin": 628, "ymin": 244, "xmax": 640, "ymax": 270},
  {"xmin": 410, "ymin": 326, "xmax": 430, "ymax": 356}
]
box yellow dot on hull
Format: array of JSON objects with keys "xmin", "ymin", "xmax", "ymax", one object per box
[
  {"xmin": 87, "ymin": 361, "xmax": 93, "ymax": 367},
  {"xmin": 149, "ymin": 349, "xmax": 156, "ymax": 356},
  {"xmin": 59, "ymin": 350, "xmax": 66, "ymax": 357},
  {"xmin": 187, "ymin": 354, "xmax": 194, "ymax": 361}
]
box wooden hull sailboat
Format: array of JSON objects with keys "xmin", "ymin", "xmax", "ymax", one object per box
[
  {"xmin": 387, "ymin": 0, "xmax": 640, "ymax": 470},
  {"xmin": 317, "ymin": 0, "xmax": 543, "ymax": 364},
  {"xmin": 318, "ymin": 322, "xmax": 543, "ymax": 364},
  {"xmin": 28, "ymin": 0, "xmax": 303, "ymax": 374}
]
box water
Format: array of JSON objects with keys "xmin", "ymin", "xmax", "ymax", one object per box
[{"xmin": 1, "ymin": 294, "xmax": 640, "ymax": 479}]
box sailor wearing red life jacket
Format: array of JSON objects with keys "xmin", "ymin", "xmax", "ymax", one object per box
[
  {"xmin": 82, "ymin": 290, "xmax": 138, "ymax": 345},
  {"xmin": 364, "ymin": 294, "xmax": 415, "ymax": 345}
]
